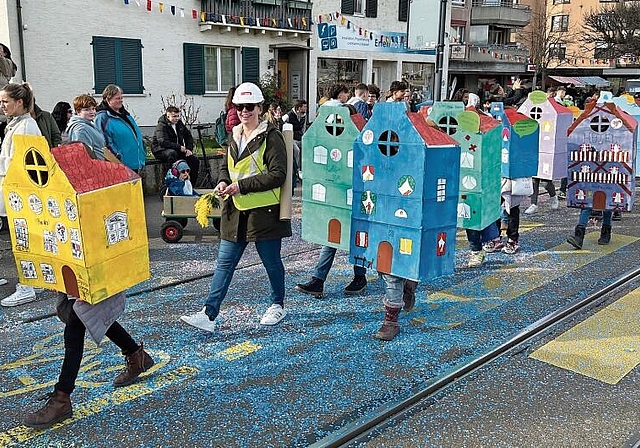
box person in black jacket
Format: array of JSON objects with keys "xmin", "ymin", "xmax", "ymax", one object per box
[{"xmin": 152, "ymin": 106, "xmax": 199, "ymax": 186}]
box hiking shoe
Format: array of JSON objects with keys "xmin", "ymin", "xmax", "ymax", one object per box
[
  {"xmin": 502, "ymin": 240, "xmax": 520, "ymax": 254},
  {"xmin": 260, "ymin": 304, "xmax": 286, "ymax": 326},
  {"xmin": 344, "ymin": 276, "xmax": 367, "ymax": 295},
  {"xmin": 482, "ymin": 239, "xmax": 504, "ymax": 253},
  {"xmin": 1, "ymin": 284, "xmax": 37, "ymax": 307},
  {"xmin": 468, "ymin": 251, "xmax": 485, "ymax": 268},
  {"xmin": 113, "ymin": 343, "xmax": 154, "ymax": 387},
  {"xmin": 557, "ymin": 190, "xmax": 566, "ymax": 199},
  {"xmin": 550, "ymin": 195, "xmax": 559, "ymax": 209},
  {"xmin": 295, "ymin": 277, "xmax": 324, "ymax": 298},
  {"xmin": 24, "ymin": 390, "xmax": 72, "ymax": 429},
  {"xmin": 524, "ymin": 204, "xmax": 538, "ymax": 214},
  {"xmin": 180, "ymin": 307, "xmax": 217, "ymax": 332}
]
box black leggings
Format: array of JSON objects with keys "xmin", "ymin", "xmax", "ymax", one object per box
[
  {"xmin": 55, "ymin": 303, "xmax": 139, "ymax": 394},
  {"xmin": 530, "ymin": 178, "xmax": 556, "ymax": 205}
]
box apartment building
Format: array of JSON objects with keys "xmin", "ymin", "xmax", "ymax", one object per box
[{"xmin": 446, "ymin": 0, "xmax": 532, "ymax": 99}]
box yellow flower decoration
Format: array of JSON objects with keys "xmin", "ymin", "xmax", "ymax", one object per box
[{"xmin": 194, "ymin": 192, "xmax": 221, "ymax": 228}]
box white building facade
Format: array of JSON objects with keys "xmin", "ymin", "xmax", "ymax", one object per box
[{"xmin": 1, "ymin": 0, "xmax": 436, "ymax": 128}]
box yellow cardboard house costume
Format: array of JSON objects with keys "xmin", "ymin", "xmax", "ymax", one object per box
[{"xmin": 2, "ymin": 135, "xmax": 149, "ymax": 304}]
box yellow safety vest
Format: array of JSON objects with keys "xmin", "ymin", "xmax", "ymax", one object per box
[{"xmin": 227, "ymin": 138, "xmax": 281, "ymax": 210}]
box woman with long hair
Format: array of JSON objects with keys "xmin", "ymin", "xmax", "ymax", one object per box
[
  {"xmin": 0, "ymin": 82, "xmax": 41, "ymax": 303},
  {"xmin": 51, "ymin": 101, "xmax": 72, "ymax": 133}
]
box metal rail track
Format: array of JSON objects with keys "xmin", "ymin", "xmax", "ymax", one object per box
[
  {"xmin": 21, "ymin": 246, "xmax": 320, "ymax": 324},
  {"xmin": 308, "ymin": 265, "xmax": 640, "ymax": 448}
]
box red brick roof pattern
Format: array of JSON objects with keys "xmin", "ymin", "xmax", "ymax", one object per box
[
  {"xmin": 51, "ymin": 143, "xmax": 138, "ymax": 194},
  {"xmin": 408, "ymin": 112, "xmax": 459, "ymax": 147},
  {"xmin": 477, "ymin": 111, "xmax": 501, "ymax": 133}
]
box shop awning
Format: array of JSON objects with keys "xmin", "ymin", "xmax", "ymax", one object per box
[
  {"xmin": 549, "ymin": 75, "xmax": 585, "ymax": 87},
  {"xmin": 577, "ymin": 76, "xmax": 610, "ymax": 87},
  {"xmin": 549, "ymin": 75, "xmax": 611, "ymax": 88}
]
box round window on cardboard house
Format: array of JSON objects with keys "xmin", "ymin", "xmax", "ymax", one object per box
[
  {"xmin": 529, "ymin": 107, "xmax": 543, "ymax": 120},
  {"xmin": 325, "ymin": 113, "xmax": 346, "ymax": 136},
  {"xmin": 590, "ymin": 115, "xmax": 610, "ymax": 132},
  {"xmin": 438, "ymin": 116, "xmax": 458, "ymax": 135},
  {"xmin": 24, "ymin": 147, "xmax": 49, "ymax": 187},
  {"xmin": 378, "ymin": 130, "xmax": 400, "ymax": 156}
]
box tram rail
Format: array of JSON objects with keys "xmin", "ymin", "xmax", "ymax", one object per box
[{"xmin": 308, "ymin": 265, "xmax": 640, "ymax": 448}]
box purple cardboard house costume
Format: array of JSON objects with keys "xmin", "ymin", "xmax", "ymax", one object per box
[
  {"xmin": 518, "ymin": 91, "xmax": 573, "ymax": 180},
  {"xmin": 566, "ymin": 100, "xmax": 637, "ymax": 212}
]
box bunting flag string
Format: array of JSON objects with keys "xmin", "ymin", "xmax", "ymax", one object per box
[
  {"xmin": 318, "ymin": 12, "xmax": 410, "ymax": 45},
  {"xmin": 115, "ymin": 0, "xmax": 312, "ymax": 31}
]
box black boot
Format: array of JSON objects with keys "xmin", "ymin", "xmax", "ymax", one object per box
[
  {"xmin": 403, "ymin": 280, "xmax": 418, "ymax": 311},
  {"xmin": 567, "ymin": 225, "xmax": 586, "ymax": 249},
  {"xmin": 344, "ymin": 275, "xmax": 367, "ymax": 295},
  {"xmin": 598, "ymin": 225, "xmax": 612, "ymax": 245},
  {"xmin": 295, "ymin": 277, "xmax": 324, "ymax": 298}
]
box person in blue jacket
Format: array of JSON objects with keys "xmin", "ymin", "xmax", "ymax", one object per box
[
  {"xmin": 164, "ymin": 160, "xmax": 199, "ymax": 196},
  {"xmin": 64, "ymin": 94, "xmax": 106, "ymax": 159},
  {"xmin": 94, "ymin": 84, "xmax": 145, "ymax": 172}
]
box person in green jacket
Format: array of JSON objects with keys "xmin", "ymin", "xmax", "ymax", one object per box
[{"xmin": 33, "ymin": 102, "xmax": 61, "ymax": 148}]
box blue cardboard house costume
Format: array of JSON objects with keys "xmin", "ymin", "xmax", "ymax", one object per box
[
  {"xmin": 612, "ymin": 95, "xmax": 640, "ymax": 176},
  {"xmin": 428, "ymin": 102, "xmax": 502, "ymax": 230},
  {"xmin": 300, "ymin": 105, "xmax": 366, "ymax": 250},
  {"xmin": 566, "ymin": 98, "xmax": 637, "ymax": 212},
  {"xmin": 349, "ymin": 102, "xmax": 461, "ymax": 282},
  {"xmin": 489, "ymin": 103, "xmax": 539, "ymax": 179}
]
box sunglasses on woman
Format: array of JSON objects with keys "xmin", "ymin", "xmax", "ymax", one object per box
[
  {"xmin": 180, "ymin": 169, "xmax": 190, "ymax": 174},
  {"xmin": 235, "ymin": 103, "xmax": 257, "ymax": 112}
]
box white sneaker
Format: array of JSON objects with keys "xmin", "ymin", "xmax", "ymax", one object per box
[
  {"xmin": 550, "ymin": 196, "xmax": 559, "ymax": 210},
  {"xmin": 524, "ymin": 204, "xmax": 538, "ymax": 214},
  {"xmin": 260, "ymin": 304, "xmax": 287, "ymax": 326},
  {"xmin": 468, "ymin": 251, "xmax": 485, "ymax": 268},
  {"xmin": 180, "ymin": 307, "xmax": 217, "ymax": 332},
  {"xmin": 0, "ymin": 278, "xmax": 7, "ymax": 286},
  {"xmin": 1, "ymin": 284, "xmax": 37, "ymax": 307}
]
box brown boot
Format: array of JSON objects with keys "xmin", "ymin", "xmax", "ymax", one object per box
[
  {"xmin": 403, "ymin": 280, "xmax": 418, "ymax": 311},
  {"xmin": 374, "ymin": 306, "xmax": 402, "ymax": 341},
  {"xmin": 24, "ymin": 390, "xmax": 72, "ymax": 429},
  {"xmin": 113, "ymin": 343, "xmax": 154, "ymax": 387}
]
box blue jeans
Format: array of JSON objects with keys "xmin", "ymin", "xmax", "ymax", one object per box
[
  {"xmin": 578, "ymin": 208, "xmax": 612, "ymax": 227},
  {"xmin": 381, "ymin": 274, "xmax": 404, "ymax": 309},
  {"xmin": 466, "ymin": 222, "xmax": 499, "ymax": 251},
  {"xmin": 204, "ymin": 238, "xmax": 285, "ymax": 320},
  {"xmin": 313, "ymin": 245, "xmax": 366, "ymax": 281}
]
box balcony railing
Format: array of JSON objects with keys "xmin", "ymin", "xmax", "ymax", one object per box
[
  {"xmin": 200, "ymin": 0, "xmax": 313, "ymax": 32},
  {"xmin": 471, "ymin": 1, "xmax": 531, "ymax": 27},
  {"xmin": 465, "ymin": 44, "xmax": 529, "ymax": 63}
]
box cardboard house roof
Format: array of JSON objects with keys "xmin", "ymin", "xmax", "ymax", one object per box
[
  {"xmin": 568, "ymin": 101, "xmax": 638, "ymax": 134},
  {"xmin": 475, "ymin": 110, "xmax": 501, "ymax": 133},
  {"xmin": 408, "ymin": 112, "xmax": 459, "ymax": 147},
  {"xmin": 504, "ymin": 107, "xmax": 531, "ymax": 125},
  {"xmin": 547, "ymin": 99, "xmax": 573, "ymax": 115},
  {"xmin": 52, "ymin": 143, "xmax": 138, "ymax": 193}
]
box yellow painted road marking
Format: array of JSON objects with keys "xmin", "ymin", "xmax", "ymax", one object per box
[
  {"xmin": 217, "ymin": 340, "xmax": 262, "ymax": 361},
  {"xmin": 530, "ymin": 287, "xmax": 640, "ymax": 384},
  {"xmin": 0, "ymin": 366, "xmax": 198, "ymax": 447},
  {"xmin": 454, "ymin": 222, "xmax": 543, "ymax": 248},
  {"xmin": 423, "ymin": 232, "xmax": 638, "ymax": 329}
]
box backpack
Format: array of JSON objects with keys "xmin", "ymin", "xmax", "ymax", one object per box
[{"xmin": 214, "ymin": 111, "xmax": 228, "ymax": 146}]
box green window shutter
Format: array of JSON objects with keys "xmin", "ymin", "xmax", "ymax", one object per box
[
  {"xmin": 366, "ymin": 0, "xmax": 378, "ymax": 18},
  {"xmin": 184, "ymin": 43, "xmax": 205, "ymax": 95},
  {"xmin": 341, "ymin": 0, "xmax": 354, "ymax": 15},
  {"xmin": 93, "ymin": 36, "xmax": 117, "ymax": 94},
  {"xmin": 397, "ymin": 0, "xmax": 407, "ymax": 21},
  {"xmin": 242, "ymin": 47, "xmax": 260, "ymax": 84},
  {"xmin": 92, "ymin": 36, "xmax": 143, "ymax": 94},
  {"xmin": 118, "ymin": 38, "xmax": 143, "ymax": 94}
]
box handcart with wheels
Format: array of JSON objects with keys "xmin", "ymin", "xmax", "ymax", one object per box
[{"xmin": 161, "ymin": 190, "xmax": 222, "ymax": 243}]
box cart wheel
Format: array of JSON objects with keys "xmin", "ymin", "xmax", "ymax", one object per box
[
  {"xmin": 176, "ymin": 218, "xmax": 188, "ymax": 228},
  {"xmin": 161, "ymin": 221, "xmax": 183, "ymax": 243},
  {"xmin": 212, "ymin": 218, "xmax": 221, "ymax": 231}
]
